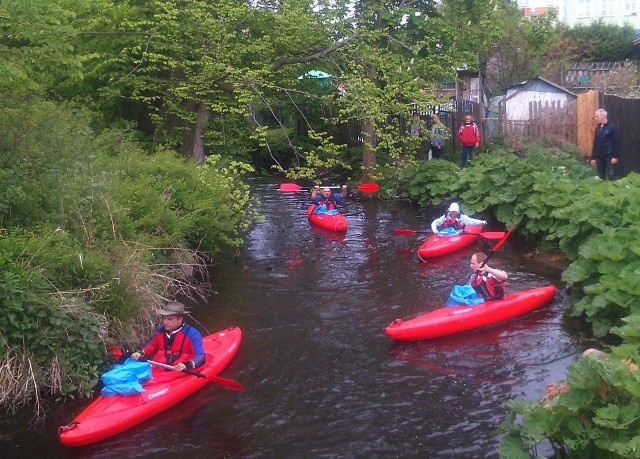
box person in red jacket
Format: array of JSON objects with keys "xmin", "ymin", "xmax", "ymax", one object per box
[
  {"xmin": 131, "ymin": 301, "xmax": 205, "ymax": 371},
  {"xmin": 457, "ymin": 114, "xmax": 480, "ymax": 168}
]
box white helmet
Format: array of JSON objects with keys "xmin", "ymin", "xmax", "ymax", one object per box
[{"xmin": 448, "ymin": 202, "xmax": 460, "ymax": 212}]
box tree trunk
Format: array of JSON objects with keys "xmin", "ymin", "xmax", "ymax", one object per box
[
  {"xmin": 181, "ymin": 102, "xmax": 210, "ymax": 164},
  {"xmin": 360, "ymin": 119, "xmax": 376, "ymax": 182}
]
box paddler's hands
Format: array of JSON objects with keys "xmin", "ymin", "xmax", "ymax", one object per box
[
  {"xmin": 131, "ymin": 351, "xmax": 143, "ymax": 360},
  {"xmin": 175, "ymin": 362, "xmax": 187, "ymax": 372}
]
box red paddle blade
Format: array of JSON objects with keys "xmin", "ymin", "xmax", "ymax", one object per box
[
  {"xmin": 208, "ymin": 374, "xmax": 245, "ymax": 392},
  {"xmin": 280, "ymin": 183, "xmax": 302, "ymax": 192},
  {"xmin": 479, "ymin": 231, "xmax": 506, "ymax": 240},
  {"xmin": 492, "ymin": 223, "xmax": 516, "ymax": 251},
  {"xmin": 393, "ymin": 228, "xmax": 417, "ymax": 235},
  {"xmin": 358, "ymin": 183, "xmax": 379, "ymax": 192},
  {"xmin": 463, "ymin": 225, "xmax": 484, "ymax": 234}
]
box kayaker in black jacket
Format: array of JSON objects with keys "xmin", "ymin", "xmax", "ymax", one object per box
[{"xmin": 591, "ymin": 109, "xmax": 620, "ymax": 180}]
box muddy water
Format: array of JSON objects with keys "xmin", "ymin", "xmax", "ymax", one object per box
[{"xmin": 3, "ymin": 177, "xmax": 584, "ymax": 458}]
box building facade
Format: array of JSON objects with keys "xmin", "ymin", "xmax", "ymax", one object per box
[{"xmin": 517, "ymin": 0, "xmax": 640, "ymax": 31}]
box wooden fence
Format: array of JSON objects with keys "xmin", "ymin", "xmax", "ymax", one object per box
[
  {"xmin": 576, "ymin": 90, "xmax": 599, "ymax": 156},
  {"xmin": 488, "ymin": 89, "xmax": 640, "ymax": 178},
  {"xmin": 493, "ymin": 99, "xmax": 577, "ymax": 144},
  {"xmin": 602, "ymin": 94, "xmax": 640, "ymax": 178}
]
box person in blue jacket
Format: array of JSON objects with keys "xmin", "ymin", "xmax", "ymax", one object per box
[
  {"xmin": 131, "ymin": 301, "xmax": 205, "ymax": 371},
  {"xmin": 310, "ymin": 185, "xmax": 347, "ymax": 210},
  {"xmin": 590, "ymin": 109, "xmax": 620, "ymax": 180}
]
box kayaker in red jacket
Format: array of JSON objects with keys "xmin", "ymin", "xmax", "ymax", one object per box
[
  {"xmin": 469, "ymin": 252, "xmax": 508, "ymax": 300},
  {"xmin": 457, "ymin": 114, "xmax": 480, "ymax": 168},
  {"xmin": 131, "ymin": 301, "xmax": 206, "ymax": 371}
]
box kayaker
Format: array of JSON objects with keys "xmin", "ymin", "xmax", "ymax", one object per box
[
  {"xmin": 430, "ymin": 202, "xmax": 486, "ymax": 234},
  {"xmin": 468, "ymin": 252, "xmax": 508, "ymax": 300},
  {"xmin": 311, "ymin": 185, "xmax": 347, "ymax": 210},
  {"xmin": 131, "ymin": 301, "xmax": 205, "ymax": 371}
]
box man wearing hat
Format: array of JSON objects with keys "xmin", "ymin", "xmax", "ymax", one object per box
[
  {"xmin": 430, "ymin": 202, "xmax": 486, "ymax": 234},
  {"xmin": 310, "ymin": 185, "xmax": 347, "ymax": 210},
  {"xmin": 131, "ymin": 301, "xmax": 205, "ymax": 371}
]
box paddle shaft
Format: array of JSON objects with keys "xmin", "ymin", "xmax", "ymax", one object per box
[
  {"xmin": 145, "ymin": 359, "xmax": 245, "ymax": 392},
  {"xmin": 479, "ymin": 223, "xmax": 517, "ymax": 269},
  {"xmin": 280, "ymin": 182, "xmax": 378, "ymax": 192}
]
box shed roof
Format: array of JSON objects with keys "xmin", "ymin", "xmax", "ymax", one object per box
[{"xmin": 505, "ymin": 76, "xmax": 577, "ymax": 101}]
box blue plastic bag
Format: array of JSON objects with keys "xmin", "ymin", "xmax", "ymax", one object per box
[
  {"xmin": 445, "ymin": 284, "xmax": 485, "ymax": 307},
  {"xmin": 437, "ymin": 227, "xmax": 463, "ymax": 236},
  {"xmin": 313, "ymin": 205, "xmax": 339, "ymax": 215},
  {"xmin": 100, "ymin": 358, "xmax": 152, "ymax": 397}
]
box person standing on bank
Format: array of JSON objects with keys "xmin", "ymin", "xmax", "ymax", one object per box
[
  {"xmin": 457, "ymin": 114, "xmax": 480, "ymax": 168},
  {"xmin": 131, "ymin": 301, "xmax": 205, "ymax": 371},
  {"xmin": 430, "ymin": 114, "xmax": 448, "ymax": 160},
  {"xmin": 591, "ymin": 109, "xmax": 620, "ymax": 180}
]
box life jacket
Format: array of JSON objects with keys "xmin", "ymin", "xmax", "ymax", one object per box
[
  {"xmin": 316, "ymin": 196, "xmax": 337, "ymax": 210},
  {"xmin": 144, "ymin": 323, "xmax": 199, "ymax": 366},
  {"xmin": 470, "ymin": 273, "xmax": 505, "ymax": 301},
  {"xmin": 443, "ymin": 212, "xmax": 464, "ymax": 230}
]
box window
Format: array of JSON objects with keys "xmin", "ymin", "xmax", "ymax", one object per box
[
  {"xmin": 625, "ymin": 0, "xmax": 637, "ymax": 15},
  {"xmin": 601, "ymin": 0, "xmax": 615, "ymax": 16},
  {"xmin": 578, "ymin": 0, "xmax": 592, "ymax": 17}
]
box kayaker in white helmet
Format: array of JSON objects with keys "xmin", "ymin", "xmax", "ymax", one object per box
[{"xmin": 430, "ymin": 202, "xmax": 486, "ymax": 234}]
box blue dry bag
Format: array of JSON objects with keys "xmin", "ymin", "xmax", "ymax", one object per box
[
  {"xmin": 100, "ymin": 358, "xmax": 152, "ymax": 397},
  {"xmin": 445, "ymin": 284, "xmax": 485, "ymax": 307}
]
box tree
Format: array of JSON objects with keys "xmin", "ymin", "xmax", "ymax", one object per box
[{"xmin": 564, "ymin": 19, "xmax": 636, "ymax": 62}]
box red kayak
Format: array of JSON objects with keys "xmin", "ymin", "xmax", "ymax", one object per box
[
  {"xmin": 59, "ymin": 327, "xmax": 242, "ymax": 447},
  {"xmin": 307, "ymin": 205, "xmax": 347, "ymax": 232},
  {"xmin": 385, "ymin": 286, "xmax": 556, "ymax": 341},
  {"xmin": 417, "ymin": 225, "xmax": 487, "ymax": 259}
]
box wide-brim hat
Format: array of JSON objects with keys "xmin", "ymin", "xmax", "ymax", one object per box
[
  {"xmin": 157, "ymin": 301, "xmax": 190, "ymax": 316},
  {"xmin": 448, "ymin": 202, "xmax": 460, "ymax": 212}
]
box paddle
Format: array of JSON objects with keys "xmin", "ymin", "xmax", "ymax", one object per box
[
  {"xmin": 479, "ymin": 223, "xmax": 517, "ymax": 268},
  {"xmin": 392, "ymin": 228, "xmax": 505, "ymax": 240},
  {"xmin": 280, "ymin": 182, "xmax": 379, "ymax": 193},
  {"xmin": 144, "ymin": 359, "xmax": 245, "ymax": 392}
]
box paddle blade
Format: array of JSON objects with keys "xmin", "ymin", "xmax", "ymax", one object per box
[
  {"xmin": 479, "ymin": 231, "xmax": 506, "ymax": 240},
  {"xmin": 464, "ymin": 225, "xmax": 484, "ymax": 234},
  {"xmin": 393, "ymin": 228, "xmax": 417, "ymax": 235},
  {"xmin": 208, "ymin": 374, "xmax": 245, "ymax": 392},
  {"xmin": 358, "ymin": 183, "xmax": 379, "ymax": 193},
  {"xmin": 492, "ymin": 223, "xmax": 516, "ymax": 252},
  {"xmin": 280, "ymin": 183, "xmax": 303, "ymax": 192}
]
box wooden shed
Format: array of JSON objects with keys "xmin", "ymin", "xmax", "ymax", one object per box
[{"xmin": 504, "ymin": 76, "xmax": 577, "ymax": 120}]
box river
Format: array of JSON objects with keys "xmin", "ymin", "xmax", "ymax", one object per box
[{"xmin": 2, "ymin": 176, "xmax": 584, "ymax": 458}]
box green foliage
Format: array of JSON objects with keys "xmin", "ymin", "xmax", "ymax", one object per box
[
  {"xmin": 499, "ymin": 352, "xmax": 640, "ymax": 458},
  {"xmin": 0, "ymin": 244, "xmax": 107, "ymax": 412},
  {"xmin": 564, "ymin": 20, "xmax": 636, "ymax": 62},
  {"xmin": 396, "ymin": 159, "xmax": 462, "ymax": 206},
  {"xmin": 0, "ymin": 95, "xmax": 257, "ymax": 410}
]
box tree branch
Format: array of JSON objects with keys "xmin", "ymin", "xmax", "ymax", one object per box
[{"xmin": 272, "ymin": 37, "xmax": 357, "ymax": 70}]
